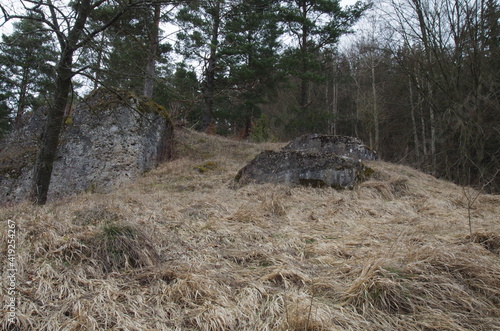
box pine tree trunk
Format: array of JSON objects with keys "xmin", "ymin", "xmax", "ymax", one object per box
[
  {"xmin": 371, "ymin": 61, "xmax": 379, "ymax": 151},
  {"xmin": 201, "ymin": 2, "xmax": 220, "ymax": 131},
  {"xmin": 94, "ymin": 33, "xmax": 106, "ymax": 91},
  {"xmin": 143, "ymin": 3, "xmax": 161, "ymax": 99},
  {"xmin": 299, "ymin": 2, "xmax": 309, "ymax": 111},
  {"xmin": 15, "ymin": 68, "xmax": 30, "ymax": 124}
]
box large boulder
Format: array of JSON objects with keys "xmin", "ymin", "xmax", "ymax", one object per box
[
  {"xmin": 0, "ymin": 89, "xmax": 174, "ymax": 203},
  {"xmin": 236, "ymin": 150, "xmax": 371, "ymax": 189},
  {"xmin": 236, "ymin": 134, "xmax": 375, "ymax": 189}
]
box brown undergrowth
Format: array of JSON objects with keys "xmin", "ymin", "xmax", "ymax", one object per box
[{"xmin": 1, "ymin": 128, "xmax": 499, "ymax": 330}]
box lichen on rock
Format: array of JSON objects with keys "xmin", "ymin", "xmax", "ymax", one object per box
[
  {"xmin": 49, "ymin": 88, "xmax": 175, "ymax": 198},
  {"xmin": 283, "ymin": 133, "xmax": 378, "ymax": 161}
]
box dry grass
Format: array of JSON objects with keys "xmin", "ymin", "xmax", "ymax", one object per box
[{"xmin": 1, "ymin": 128, "xmax": 499, "ymax": 330}]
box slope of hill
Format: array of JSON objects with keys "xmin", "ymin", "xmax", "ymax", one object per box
[{"xmin": 1, "ymin": 129, "xmax": 499, "ymax": 330}]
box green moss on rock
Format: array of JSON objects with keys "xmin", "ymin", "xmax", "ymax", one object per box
[
  {"xmin": 359, "ymin": 166, "xmax": 375, "ymax": 180},
  {"xmin": 86, "ymin": 88, "xmax": 170, "ymax": 120}
]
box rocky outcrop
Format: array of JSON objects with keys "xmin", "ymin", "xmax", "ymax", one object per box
[
  {"xmin": 0, "ymin": 89, "xmax": 174, "ymax": 203},
  {"xmin": 236, "ymin": 134, "xmax": 375, "ymax": 189}
]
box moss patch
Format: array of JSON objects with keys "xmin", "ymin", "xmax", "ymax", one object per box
[
  {"xmin": 359, "ymin": 165, "xmax": 375, "ymax": 181},
  {"xmin": 194, "ymin": 161, "xmax": 219, "ymax": 173},
  {"xmin": 86, "ymin": 88, "xmax": 170, "ymax": 120}
]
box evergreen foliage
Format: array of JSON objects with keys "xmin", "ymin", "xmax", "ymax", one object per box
[{"xmin": 0, "ymin": 16, "xmax": 56, "ymax": 123}]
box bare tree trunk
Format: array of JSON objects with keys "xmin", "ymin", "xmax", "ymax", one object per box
[
  {"xmin": 410, "ymin": 0, "xmax": 437, "ymax": 173},
  {"xmin": 331, "ymin": 81, "xmax": 338, "ymax": 135},
  {"xmin": 143, "ymin": 3, "xmax": 161, "ymax": 98},
  {"xmin": 327, "ymin": 61, "xmax": 338, "ymax": 135},
  {"xmin": 15, "ymin": 68, "xmax": 30, "ymax": 123},
  {"xmin": 371, "ymin": 60, "xmax": 379, "ymax": 150},
  {"xmin": 201, "ymin": 1, "xmax": 220, "ymax": 131},
  {"xmin": 419, "ymin": 92, "xmax": 427, "ymax": 158},
  {"xmin": 93, "ymin": 32, "xmax": 106, "ymax": 91},
  {"xmin": 354, "ymin": 78, "xmax": 361, "ymax": 138},
  {"xmin": 299, "ymin": 1, "xmax": 309, "ymax": 111},
  {"xmin": 429, "ymin": 102, "xmax": 437, "ymax": 173},
  {"xmin": 408, "ymin": 75, "xmax": 420, "ymax": 160}
]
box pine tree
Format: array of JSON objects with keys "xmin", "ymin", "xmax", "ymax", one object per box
[
  {"xmin": 218, "ymin": 0, "xmax": 282, "ymax": 137},
  {"xmin": 0, "ymin": 16, "xmax": 56, "ymax": 123},
  {"xmin": 278, "ymin": 0, "xmax": 369, "ymax": 135},
  {"xmin": 175, "ymin": 0, "xmax": 230, "ymax": 131},
  {"xmin": 175, "ymin": 0, "xmax": 283, "ymax": 133}
]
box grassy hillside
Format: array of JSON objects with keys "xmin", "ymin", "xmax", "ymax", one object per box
[{"xmin": 1, "ymin": 129, "xmax": 499, "ymax": 330}]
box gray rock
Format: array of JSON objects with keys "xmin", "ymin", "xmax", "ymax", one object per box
[
  {"xmin": 0, "ymin": 109, "xmax": 46, "ymax": 202},
  {"xmin": 0, "ymin": 89, "xmax": 174, "ymax": 203},
  {"xmin": 283, "ymin": 133, "xmax": 377, "ymax": 161}
]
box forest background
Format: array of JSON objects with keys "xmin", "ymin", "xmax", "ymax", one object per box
[{"xmin": 0, "ymin": 0, "xmax": 499, "ymax": 195}]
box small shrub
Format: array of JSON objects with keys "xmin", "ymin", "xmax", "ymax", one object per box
[{"xmin": 250, "ymin": 114, "xmax": 271, "ymax": 142}]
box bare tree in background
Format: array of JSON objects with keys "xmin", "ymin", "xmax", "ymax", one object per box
[{"xmin": 386, "ymin": 0, "xmax": 500, "ymax": 188}]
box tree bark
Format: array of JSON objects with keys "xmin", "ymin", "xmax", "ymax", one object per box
[
  {"xmin": 412, "ymin": 0, "xmax": 437, "ymax": 173},
  {"xmin": 201, "ymin": 1, "xmax": 221, "ymax": 131},
  {"xmin": 329, "ymin": 66, "xmax": 338, "ymax": 135},
  {"xmin": 371, "ymin": 59, "xmax": 379, "ymax": 151},
  {"xmin": 299, "ymin": 1, "xmax": 309, "ymax": 111},
  {"xmin": 408, "ymin": 75, "xmax": 420, "ymax": 160},
  {"xmin": 15, "ymin": 68, "xmax": 30, "ymax": 123},
  {"xmin": 143, "ymin": 3, "xmax": 161, "ymax": 98},
  {"xmin": 31, "ymin": 51, "xmax": 74, "ymax": 204},
  {"xmin": 93, "ymin": 32, "xmax": 106, "ymax": 91}
]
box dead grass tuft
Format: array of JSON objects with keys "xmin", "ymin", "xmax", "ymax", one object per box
[
  {"xmin": 262, "ymin": 267, "xmax": 311, "ymax": 288},
  {"xmin": 280, "ymin": 291, "xmax": 334, "ymax": 330},
  {"xmin": 468, "ymin": 231, "xmax": 500, "ymax": 255},
  {"xmin": 86, "ymin": 221, "xmax": 161, "ymax": 272},
  {"xmin": 72, "ymin": 205, "xmax": 121, "ymax": 226},
  {"xmin": 259, "ymin": 191, "xmax": 288, "ymax": 217},
  {"xmin": 359, "ymin": 181, "xmax": 395, "ymax": 200}
]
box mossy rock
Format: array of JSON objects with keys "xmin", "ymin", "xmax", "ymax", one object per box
[{"xmin": 236, "ymin": 150, "xmax": 370, "ymax": 189}]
